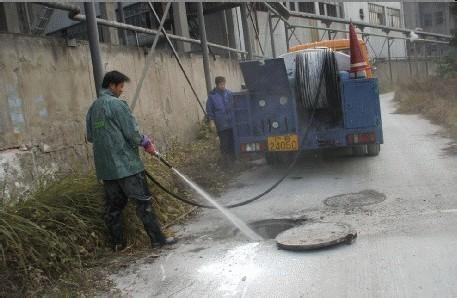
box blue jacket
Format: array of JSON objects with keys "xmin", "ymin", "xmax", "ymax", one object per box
[{"xmin": 206, "ymin": 88, "xmax": 233, "ymax": 132}]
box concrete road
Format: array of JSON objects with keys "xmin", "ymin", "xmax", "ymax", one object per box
[{"xmin": 110, "ymin": 93, "xmax": 457, "ymax": 298}]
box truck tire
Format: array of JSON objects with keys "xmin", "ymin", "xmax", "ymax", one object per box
[
  {"xmin": 352, "ymin": 145, "xmax": 367, "ymax": 156},
  {"xmin": 367, "ymin": 144, "xmax": 380, "ymax": 156}
]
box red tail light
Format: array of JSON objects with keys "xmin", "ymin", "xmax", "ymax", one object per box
[{"xmin": 347, "ymin": 132, "xmax": 376, "ymax": 145}]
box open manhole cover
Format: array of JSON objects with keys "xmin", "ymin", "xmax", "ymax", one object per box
[
  {"xmin": 324, "ymin": 190, "xmax": 386, "ymax": 208},
  {"xmin": 234, "ymin": 218, "xmax": 306, "ymax": 239},
  {"xmin": 276, "ymin": 222, "xmax": 357, "ymax": 251}
]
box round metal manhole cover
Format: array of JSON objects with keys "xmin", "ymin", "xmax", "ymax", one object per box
[
  {"xmin": 276, "ymin": 222, "xmax": 357, "ymax": 251},
  {"xmin": 323, "ymin": 190, "xmax": 386, "ymax": 208}
]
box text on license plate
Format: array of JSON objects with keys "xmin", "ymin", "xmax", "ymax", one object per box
[{"xmin": 267, "ymin": 134, "xmax": 299, "ymax": 151}]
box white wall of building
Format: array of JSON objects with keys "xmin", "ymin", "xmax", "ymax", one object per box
[{"xmin": 343, "ymin": 2, "xmax": 406, "ymax": 59}]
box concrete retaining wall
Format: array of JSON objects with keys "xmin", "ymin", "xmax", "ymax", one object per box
[{"xmin": 0, "ymin": 33, "xmax": 243, "ymax": 203}]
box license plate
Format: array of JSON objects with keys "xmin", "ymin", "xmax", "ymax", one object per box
[{"xmin": 267, "ymin": 134, "xmax": 299, "ymax": 151}]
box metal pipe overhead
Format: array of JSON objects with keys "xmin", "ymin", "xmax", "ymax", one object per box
[
  {"xmin": 37, "ymin": 2, "xmax": 247, "ymax": 55},
  {"xmin": 287, "ymin": 24, "xmax": 449, "ymax": 44},
  {"xmin": 197, "ymin": 2, "xmax": 212, "ymax": 95},
  {"xmin": 289, "ymin": 10, "xmax": 452, "ymax": 40},
  {"xmin": 83, "ymin": 2, "xmax": 104, "ymax": 97}
]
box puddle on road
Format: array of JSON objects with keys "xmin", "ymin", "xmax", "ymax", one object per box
[{"xmin": 324, "ymin": 189, "xmax": 386, "ymax": 208}]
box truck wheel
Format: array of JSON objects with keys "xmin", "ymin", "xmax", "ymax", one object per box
[
  {"xmin": 367, "ymin": 144, "xmax": 380, "ymax": 156},
  {"xmin": 352, "ymin": 145, "xmax": 367, "ymax": 156}
]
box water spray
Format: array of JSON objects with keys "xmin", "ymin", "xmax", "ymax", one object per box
[{"xmin": 149, "ymin": 152, "xmax": 262, "ymax": 241}]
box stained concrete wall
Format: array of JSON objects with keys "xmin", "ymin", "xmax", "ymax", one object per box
[{"xmin": 0, "ymin": 33, "xmax": 243, "ymax": 203}]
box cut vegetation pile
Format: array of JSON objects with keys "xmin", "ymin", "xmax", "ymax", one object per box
[{"xmin": 0, "ymin": 122, "xmax": 248, "ymax": 295}]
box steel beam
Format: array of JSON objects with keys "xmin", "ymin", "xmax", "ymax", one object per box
[
  {"xmin": 84, "ymin": 2, "xmax": 104, "ymax": 96},
  {"xmin": 148, "ymin": 3, "xmax": 206, "ymax": 115},
  {"xmin": 197, "ymin": 2, "xmax": 212, "ymax": 94},
  {"xmin": 387, "ymin": 37, "xmax": 393, "ymax": 83},
  {"xmin": 268, "ymin": 11, "xmax": 277, "ymax": 58},
  {"xmin": 130, "ymin": 2, "xmax": 172, "ymax": 111},
  {"xmin": 240, "ymin": 3, "xmax": 253, "ymax": 59},
  {"xmin": 289, "ymin": 10, "xmax": 452, "ymax": 40},
  {"xmin": 37, "ymin": 2, "xmax": 247, "ymax": 55},
  {"xmin": 117, "ymin": 2, "xmax": 128, "ymax": 46},
  {"xmin": 289, "ymin": 24, "xmax": 449, "ymax": 44}
]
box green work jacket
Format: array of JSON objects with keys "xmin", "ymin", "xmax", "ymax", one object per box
[{"xmin": 86, "ymin": 89, "xmax": 144, "ymax": 180}]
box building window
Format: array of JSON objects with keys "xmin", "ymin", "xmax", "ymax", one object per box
[
  {"xmin": 422, "ymin": 13, "xmax": 432, "ymax": 27},
  {"xmin": 435, "ymin": 11, "xmax": 444, "ymax": 25},
  {"xmin": 318, "ymin": 3, "xmax": 337, "ymax": 17},
  {"xmin": 319, "ymin": 2, "xmax": 325, "ymax": 15},
  {"xmin": 386, "ymin": 7, "xmax": 400, "ymax": 28},
  {"xmin": 368, "ymin": 3, "xmax": 385, "ymax": 26},
  {"xmin": 298, "ymin": 2, "xmax": 315, "ymax": 14},
  {"xmin": 326, "ymin": 4, "xmax": 337, "ymax": 17}
]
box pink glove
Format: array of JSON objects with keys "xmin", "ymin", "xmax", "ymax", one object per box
[
  {"xmin": 144, "ymin": 142, "xmax": 157, "ymax": 155},
  {"xmin": 140, "ymin": 135, "xmax": 157, "ymax": 155}
]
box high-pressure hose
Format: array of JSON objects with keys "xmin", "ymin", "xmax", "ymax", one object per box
[
  {"xmin": 145, "ymin": 107, "xmax": 316, "ymax": 209},
  {"xmin": 145, "ymin": 57, "xmax": 327, "ymax": 209}
]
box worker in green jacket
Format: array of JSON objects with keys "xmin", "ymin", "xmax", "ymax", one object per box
[{"xmin": 86, "ymin": 70, "xmax": 176, "ymax": 251}]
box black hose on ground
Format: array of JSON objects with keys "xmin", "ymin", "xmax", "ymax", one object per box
[
  {"xmin": 145, "ymin": 51, "xmax": 328, "ymax": 209},
  {"xmin": 145, "ymin": 106, "xmax": 315, "ymax": 209}
]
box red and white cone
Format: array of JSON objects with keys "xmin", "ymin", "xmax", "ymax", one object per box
[{"xmin": 349, "ymin": 22, "xmax": 369, "ymax": 78}]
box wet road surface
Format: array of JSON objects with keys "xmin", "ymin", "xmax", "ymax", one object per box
[{"xmin": 110, "ymin": 93, "xmax": 457, "ymax": 297}]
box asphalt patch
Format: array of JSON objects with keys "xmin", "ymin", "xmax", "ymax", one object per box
[{"xmin": 323, "ymin": 189, "xmax": 386, "ymax": 208}]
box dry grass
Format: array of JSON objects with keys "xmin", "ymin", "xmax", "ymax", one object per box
[
  {"xmin": 0, "ymin": 121, "xmax": 248, "ymax": 296},
  {"xmin": 394, "ymin": 77, "xmax": 457, "ymax": 138}
]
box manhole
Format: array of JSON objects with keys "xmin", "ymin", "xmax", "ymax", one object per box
[
  {"xmin": 276, "ymin": 221, "xmax": 357, "ymax": 251},
  {"xmin": 323, "ymin": 189, "xmax": 386, "ymax": 208},
  {"xmin": 235, "ymin": 218, "xmax": 306, "ymax": 239}
]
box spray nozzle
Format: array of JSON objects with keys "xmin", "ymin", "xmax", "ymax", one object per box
[{"xmin": 153, "ymin": 151, "xmax": 173, "ymax": 169}]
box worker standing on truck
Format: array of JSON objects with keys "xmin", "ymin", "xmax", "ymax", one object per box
[
  {"xmin": 206, "ymin": 76, "xmax": 235, "ymax": 159},
  {"xmin": 86, "ymin": 70, "xmax": 176, "ymax": 252}
]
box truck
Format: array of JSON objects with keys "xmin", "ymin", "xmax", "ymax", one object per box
[{"xmin": 231, "ymin": 39, "xmax": 383, "ymax": 165}]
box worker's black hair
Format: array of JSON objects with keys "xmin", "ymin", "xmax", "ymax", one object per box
[
  {"xmin": 102, "ymin": 71, "xmax": 130, "ymax": 88},
  {"xmin": 215, "ymin": 76, "xmax": 226, "ymax": 85}
]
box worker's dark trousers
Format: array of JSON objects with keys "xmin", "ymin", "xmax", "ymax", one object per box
[
  {"xmin": 103, "ymin": 171, "xmax": 166, "ymax": 247},
  {"xmin": 218, "ymin": 128, "xmax": 235, "ymax": 157}
]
